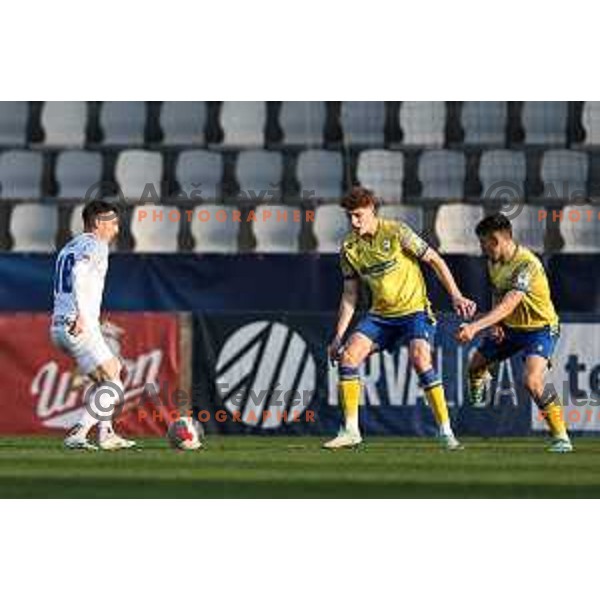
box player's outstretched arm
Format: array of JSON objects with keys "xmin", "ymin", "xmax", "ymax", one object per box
[
  {"xmin": 420, "ymin": 248, "xmax": 477, "ymax": 319},
  {"xmin": 328, "ymin": 278, "xmax": 359, "ymax": 364},
  {"xmin": 456, "ymin": 290, "xmax": 524, "ymax": 343}
]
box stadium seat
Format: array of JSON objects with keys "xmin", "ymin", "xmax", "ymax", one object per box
[
  {"xmin": 252, "ymin": 204, "xmax": 301, "ymax": 252},
  {"xmin": 0, "ymin": 101, "xmax": 28, "ymax": 146},
  {"xmin": 279, "ymin": 101, "xmax": 326, "ymax": 146},
  {"xmin": 522, "ymin": 102, "xmax": 567, "ymax": 145},
  {"xmin": 560, "ymin": 205, "xmax": 600, "ymax": 252},
  {"xmin": 479, "ymin": 150, "xmax": 526, "ymax": 201},
  {"xmin": 501, "ymin": 205, "xmax": 546, "ymax": 253},
  {"xmin": 378, "ymin": 205, "xmax": 424, "ymax": 233},
  {"xmin": 176, "ymin": 150, "xmax": 222, "ymax": 202},
  {"xmin": 461, "ymin": 101, "xmax": 507, "ymax": 146},
  {"xmin": 130, "ymin": 205, "xmax": 181, "ymax": 252},
  {"xmin": 41, "ymin": 101, "xmax": 87, "ymax": 146},
  {"xmin": 235, "ymin": 150, "xmax": 282, "ymax": 203},
  {"xmin": 191, "ymin": 205, "xmax": 240, "ymax": 252},
  {"xmin": 296, "ymin": 150, "xmax": 343, "ymax": 202},
  {"xmin": 356, "ymin": 150, "xmax": 404, "ymax": 203},
  {"xmin": 115, "ymin": 150, "xmax": 163, "ymax": 202},
  {"xmin": 160, "ymin": 101, "xmax": 206, "ymax": 146},
  {"xmin": 541, "ymin": 150, "xmax": 588, "ymax": 200},
  {"xmin": 582, "ymin": 102, "xmax": 600, "ymax": 146},
  {"xmin": 10, "ymin": 204, "xmax": 58, "ymax": 251},
  {"xmin": 100, "ymin": 101, "xmax": 146, "ymax": 145},
  {"xmin": 0, "ymin": 150, "xmax": 44, "ymax": 199},
  {"xmin": 434, "ymin": 204, "xmax": 484, "ymax": 253},
  {"xmin": 418, "ymin": 150, "xmax": 465, "ymax": 200},
  {"xmin": 340, "ymin": 102, "xmax": 385, "ymax": 146},
  {"xmin": 68, "ymin": 203, "xmax": 85, "ymax": 237},
  {"xmin": 400, "ymin": 101, "xmax": 446, "ymax": 147},
  {"xmin": 55, "ymin": 150, "xmax": 102, "ymax": 200},
  {"xmin": 313, "ymin": 205, "xmax": 349, "ymax": 252},
  {"xmin": 221, "ymin": 101, "xmax": 266, "ymax": 147}
]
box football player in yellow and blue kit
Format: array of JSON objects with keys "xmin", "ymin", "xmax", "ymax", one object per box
[
  {"xmin": 456, "ymin": 214, "xmax": 572, "ymax": 453},
  {"xmin": 325, "ymin": 187, "xmax": 477, "ymax": 450}
]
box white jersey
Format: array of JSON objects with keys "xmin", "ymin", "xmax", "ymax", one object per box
[{"xmin": 52, "ymin": 233, "xmax": 109, "ymax": 325}]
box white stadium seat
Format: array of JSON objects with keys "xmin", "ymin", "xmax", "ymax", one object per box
[
  {"xmin": 252, "ymin": 204, "xmax": 301, "ymax": 252},
  {"xmin": 10, "ymin": 204, "xmax": 58, "ymax": 251},
  {"xmin": 400, "ymin": 101, "xmax": 446, "ymax": 147},
  {"xmin": 130, "ymin": 204, "xmax": 180, "ymax": 252},
  {"xmin": 176, "ymin": 150, "xmax": 222, "ymax": 202},
  {"xmin": 313, "ymin": 205, "xmax": 349, "ymax": 252},
  {"xmin": 419, "ymin": 150, "xmax": 465, "ymax": 200},
  {"xmin": 115, "ymin": 150, "xmax": 163, "ymax": 202},
  {"xmin": 356, "ymin": 150, "xmax": 404, "ymax": 203},
  {"xmin": 296, "ymin": 150, "xmax": 343, "ymax": 202},
  {"xmin": 435, "ymin": 204, "xmax": 484, "ymax": 254},
  {"xmin": 55, "ymin": 151, "xmax": 103, "ymax": 200},
  {"xmin": 221, "ymin": 101, "xmax": 266, "ymax": 147},
  {"xmin": 191, "ymin": 205, "xmax": 240, "ymax": 253},
  {"xmin": 41, "ymin": 101, "xmax": 87, "ymax": 146},
  {"xmin": 0, "ymin": 150, "xmax": 44, "ymax": 199}
]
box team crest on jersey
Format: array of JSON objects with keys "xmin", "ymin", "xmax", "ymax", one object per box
[{"xmin": 381, "ymin": 238, "xmax": 391, "ymax": 253}]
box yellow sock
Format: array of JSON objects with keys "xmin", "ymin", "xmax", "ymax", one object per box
[
  {"xmin": 425, "ymin": 383, "xmax": 451, "ymax": 433},
  {"xmin": 339, "ymin": 379, "xmax": 361, "ymax": 432},
  {"xmin": 544, "ymin": 400, "xmax": 568, "ymax": 440}
]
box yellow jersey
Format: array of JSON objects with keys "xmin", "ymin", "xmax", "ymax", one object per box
[
  {"xmin": 488, "ymin": 245, "xmax": 559, "ymax": 330},
  {"xmin": 340, "ymin": 218, "xmax": 431, "ymax": 318}
]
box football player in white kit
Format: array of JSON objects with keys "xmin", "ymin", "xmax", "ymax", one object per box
[{"xmin": 50, "ymin": 200, "xmax": 135, "ymax": 450}]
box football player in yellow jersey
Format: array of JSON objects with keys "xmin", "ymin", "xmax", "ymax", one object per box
[
  {"xmin": 324, "ymin": 187, "xmax": 477, "ymax": 450},
  {"xmin": 456, "ymin": 214, "xmax": 572, "ymax": 453}
]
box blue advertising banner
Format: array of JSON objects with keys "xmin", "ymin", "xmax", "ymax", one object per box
[{"xmin": 191, "ymin": 312, "xmax": 536, "ymax": 437}]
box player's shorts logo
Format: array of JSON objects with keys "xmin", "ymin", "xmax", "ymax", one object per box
[{"xmin": 215, "ymin": 321, "xmax": 316, "ymax": 429}]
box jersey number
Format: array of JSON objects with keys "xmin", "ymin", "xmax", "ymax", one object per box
[{"xmin": 54, "ymin": 253, "xmax": 75, "ymax": 294}]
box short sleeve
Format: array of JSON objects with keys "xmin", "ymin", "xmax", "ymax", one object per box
[
  {"xmin": 510, "ymin": 262, "xmax": 535, "ymax": 293},
  {"xmin": 340, "ymin": 249, "xmax": 358, "ymax": 280},
  {"xmin": 397, "ymin": 222, "xmax": 428, "ymax": 258}
]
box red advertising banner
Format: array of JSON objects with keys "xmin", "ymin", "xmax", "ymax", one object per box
[{"xmin": 0, "ymin": 313, "xmax": 183, "ymax": 436}]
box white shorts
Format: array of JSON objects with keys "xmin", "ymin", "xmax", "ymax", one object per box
[{"xmin": 50, "ymin": 320, "xmax": 115, "ymax": 375}]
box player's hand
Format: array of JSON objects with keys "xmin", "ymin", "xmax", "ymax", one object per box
[
  {"xmin": 69, "ymin": 314, "xmax": 85, "ymax": 337},
  {"xmin": 452, "ymin": 295, "xmax": 477, "ymax": 320},
  {"xmin": 490, "ymin": 325, "xmax": 505, "ymax": 343},
  {"xmin": 327, "ymin": 336, "xmax": 343, "ymax": 365},
  {"xmin": 456, "ymin": 323, "xmax": 477, "ymax": 344}
]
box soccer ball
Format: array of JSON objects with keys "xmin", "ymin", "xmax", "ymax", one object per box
[{"xmin": 167, "ymin": 416, "xmax": 204, "ymax": 451}]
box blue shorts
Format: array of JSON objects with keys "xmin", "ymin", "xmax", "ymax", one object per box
[
  {"xmin": 477, "ymin": 325, "xmax": 559, "ymax": 363},
  {"xmin": 354, "ymin": 311, "xmax": 436, "ymax": 351}
]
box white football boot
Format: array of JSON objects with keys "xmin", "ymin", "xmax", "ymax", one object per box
[
  {"xmin": 98, "ymin": 432, "xmax": 137, "ymax": 451},
  {"xmin": 64, "ymin": 426, "xmax": 98, "ymax": 451},
  {"xmin": 323, "ymin": 427, "xmax": 363, "ymax": 450},
  {"xmin": 439, "ymin": 433, "xmax": 464, "ymax": 451}
]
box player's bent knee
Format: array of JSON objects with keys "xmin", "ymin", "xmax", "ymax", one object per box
[{"xmin": 340, "ymin": 347, "xmax": 363, "ymax": 368}]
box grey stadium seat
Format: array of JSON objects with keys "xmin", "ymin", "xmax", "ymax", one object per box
[
  {"xmin": 435, "ymin": 204, "xmax": 484, "ymax": 254},
  {"xmin": 130, "ymin": 204, "xmax": 181, "ymax": 252},
  {"xmin": 252, "ymin": 204, "xmax": 301, "ymax": 252},
  {"xmin": 296, "ymin": 150, "xmax": 343, "ymax": 202},
  {"xmin": 461, "ymin": 101, "xmax": 507, "ymax": 146},
  {"xmin": 378, "ymin": 205, "xmax": 424, "ymax": 234},
  {"xmin": 0, "ymin": 151, "xmax": 44, "ymax": 199},
  {"xmin": 160, "ymin": 101, "xmax": 206, "ymax": 146},
  {"xmin": 356, "ymin": 150, "xmax": 404, "ymax": 203},
  {"xmin": 41, "ymin": 101, "xmax": 87, "ymax": 146},
  {"xmin": 522, "ymin": 102, "xmax": 567, "ymax": 145},
  {"xmin": 280, "ymin": 101, "xmax": 326, "ymax": 146},
  {"xmin": 235, "ymin": 150, "xmax": 282, "ymax": 203},
  {"xmin": 560, "ymin": 205, "xmax": 600, "ymax": 252},
  {"xmin": 221, "ymin": 101, "xmax": 266, "ymax": 147},
  {"xmin": 501, "ymin": 205, "xmax": 546, "ymax": 253},
  {"xmin": 176, "ymin": 150, "xmax": 223, "ymax": 202},
  {"xmin": 191, "ymin": 205, "xmax": 240, "ymax": 253},
  {"xmin": 55, "ymin": 151, "xmax": 103, "ymax": 200},
  {"xmin": 0, "ymin": 102, "xmax": 28, "ymax": 146},
  {"xmin": 581, "ymin": 102, "xmax": 600, "ymax": 146},
  {"xmin": 340, "ymin": 101, "xmax": 385, "ymax": 146},
  {"xmin": 418, "ymin": 150, "xmax": 465, "ymax": 200},
  {"xmin": 400, "ymin": 101, "xmax": 446, "ymax": 147},
  {"xmin": 100, "ymin": 101, "xmax": 146, "ymax": 145},
  {"xmin": 541, "ymin": 150, "xmax": 588, "ymax": 200},
  {"xmin": 313, "ymin": 205, "xmax": 349, "ymax": 252},
  {"xmin": 10, "ymin": 204, "xmax": 58, "ymax": 251},
  {"xmin": 69, "ymin": 203, "xmax": 86, "ymax": 237},
  {"xmin": 115, "ymin": 150, "xmax": 163, "ymax": 202},
  {"xmin": 479, "ymin": 150, "xmax": 526, "ymax": 201}
]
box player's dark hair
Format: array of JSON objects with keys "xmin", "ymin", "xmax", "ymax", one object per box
[
  {"xmin": 340, "ymin": 186, "xmax": 379, "ymax": 211},
  {"xmin": 475, "ymin": 213, "xmax": 513, "ymax": 238},
  {"xmin": 82, "ymin": 200, "xmax": 118, "ymax": 229}
]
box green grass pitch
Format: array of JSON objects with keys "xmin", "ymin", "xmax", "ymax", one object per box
[{"xmin": 1, "ymin": 436, "xmax": 600, "ymax": 498}]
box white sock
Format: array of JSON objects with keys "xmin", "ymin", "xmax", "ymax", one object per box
[
  {"xmin": 346, "ymin": 414, "xmax": 360, "ymax": 435},
  {"xmin": 93, "ymin": 378, "xmax": 123, "ymax": 441},
  {"xmin": 439, "ymin": 422, "xmax": 453, "ymax": 437},
  {"xmin": 72, "ymin": 383, "xmax": 101, "ymax": 437}
]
